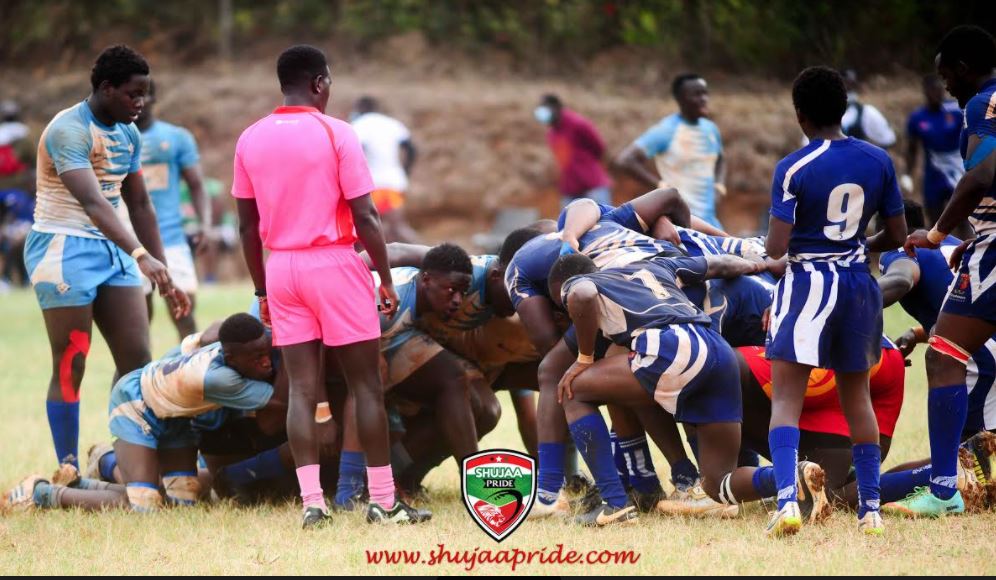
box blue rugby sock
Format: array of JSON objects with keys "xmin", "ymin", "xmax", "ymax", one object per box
[
  {"xmin": 670, "ymin": 458, "xmax": 699, "ymax": 492},
  {"xmin": 769, "ymin": 426, "xmax": 800, "ymax": 510},
  {"xmin": 537, "ymin": 442, "xmax": 566, "ymax": 504},
  {"xmin": 853, "ymin": 443, "xmax": 882, "ymax": 517},
  {"xmin": 618, "ymin": 434, "xmax": 660, "ymax": 494},
  {"xmin": 569, "ymin": 413, "xmax": 628, "ymax": 508},
  {"xmin": 334, "ymin": 451, "xmax": 366, "ymax": 506},
  {"xmin": 221, "ymin": 448, "xmax": 287, "ymax": 488},
  {"xmin": 46, "ymin": 401, "xmax": 79, "ymax": 468},
  {"xmin": 880, "ymin": 464, "xmax": 932, "ymax": 503},
  {"xmin": 610, "ymin": 431, "xmax": 631, "ymax": 488},
  {"xmin": 751, "ymin": 466, "xmax": 777, "ymax": 498},
  {"xmin": 98, "ymin": 451, "xmax": 118, "ymax": 482},
  {"xmin": 928, "ymin": 385, "xmax": 967, "ymax": 500}
]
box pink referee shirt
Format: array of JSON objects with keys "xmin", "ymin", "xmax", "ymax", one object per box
[{"xmin": 231, "ymin": 105, "xmax": 375, "ymax": 250}]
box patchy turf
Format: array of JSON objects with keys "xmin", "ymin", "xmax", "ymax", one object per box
[{"xmin": 1, "ymin": 284, "xmax": 994, "ymax": 575}]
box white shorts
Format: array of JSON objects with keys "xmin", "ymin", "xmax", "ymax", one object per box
[{"xmin": 143, "ymin": 244, "xmax": 198, "ymax": 295}]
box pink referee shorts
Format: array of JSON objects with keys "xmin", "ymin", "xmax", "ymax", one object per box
[{"xmin": 265, "ymin": 245, "xmax": 380, "ymax": 347}]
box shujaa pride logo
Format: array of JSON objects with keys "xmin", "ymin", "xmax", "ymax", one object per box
[{"xmin": 461, "ymin": 450, "xmax": 536, "ymax": 542}]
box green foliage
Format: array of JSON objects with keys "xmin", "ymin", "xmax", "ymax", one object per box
[{"xmin": 0, "ymin": 0, "xmax": 993, "ymax": 74}]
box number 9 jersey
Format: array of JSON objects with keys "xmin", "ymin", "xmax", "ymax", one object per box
[
  {"xmin": 769, "ymin": 137, "xmax": 904, "ymax": 266},
  {"xmin": 767, "ymin": 138, "xmax": 904, "ymax": 373}
]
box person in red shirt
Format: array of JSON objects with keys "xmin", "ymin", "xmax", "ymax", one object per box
[{"xmin": 534, "ymin": 94, "xmax": 612, "ymax": 208}]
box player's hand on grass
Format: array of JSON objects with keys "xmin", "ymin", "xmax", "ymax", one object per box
[
  {"xmin": 558, "ymin": 360, "xmax": 592, "ymax": 403},
  {"xmin": 904, "ymin": 229, "xmax": 939, "ymax": 256},
  {"xmin": 166, "ymin": 288, "xmax": 192, "ymax": 319},
  {"xmin": 949, "ymin": 240, "xmax": 971, "ymax": 271},
  {"xmin": 379, "ymin": 283, "xmax": 399, "ymax": 319}
]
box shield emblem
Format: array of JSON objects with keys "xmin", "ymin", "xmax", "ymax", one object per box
[{"xmin": 461, "ymin": 449, "xmax": 536, "ymax": 542}]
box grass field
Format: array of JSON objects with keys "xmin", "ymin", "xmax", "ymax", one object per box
[{"xmin": 1, "ymin": 283, "xmax": 995, "ymax": 575}]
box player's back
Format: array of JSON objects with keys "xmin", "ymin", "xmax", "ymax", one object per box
[
  {"xmin": 233, "ymin": 108, "xmax": 372, "ymax": 250},
  {"xmin": 563, "ymin": 257, "xmax": 711, "ymax": 345},
  {"xmin": 771, "ymin": 137, "xmax": 902, "ymax": 266}
]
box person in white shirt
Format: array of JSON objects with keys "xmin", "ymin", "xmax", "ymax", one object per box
[
  {"xmin": 841, "ymin": 69, "xmax": 897, "ymax": 148},
  {"xmin": 350, "ymin": 97, "xmax": 420, "ymax": 243}
]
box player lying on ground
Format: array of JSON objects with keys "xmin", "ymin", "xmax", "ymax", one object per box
[{"xmin": 2, "ymin": 314, "xmax": 277, "ymax": 512}]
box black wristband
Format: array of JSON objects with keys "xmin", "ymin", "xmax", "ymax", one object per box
[{"xmin": 254, "ymin": 289, "xmax": 267, "ymax": 298}]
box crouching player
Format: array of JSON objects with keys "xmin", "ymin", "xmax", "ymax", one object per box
[
  {"xmin": 2, "ymin": 314, "xmax": 278, "ymax": 512},
  {"xmin": 763, "ymin": 66, "xmax": 907, "ymax": 536},
  {"xmin": 548, "ymin": 253, "xmax": 823, "ymax": 527}
]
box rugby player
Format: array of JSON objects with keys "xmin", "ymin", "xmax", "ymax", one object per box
[
  {"xmin": 764, "ymin": 66, "xmax": 907, "ymax": 536},
  {"xmin": 24, "ymin": 45, "xmax": 188, "ymax": 470}
]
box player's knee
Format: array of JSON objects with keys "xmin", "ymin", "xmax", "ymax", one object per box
[
  {"xmin": 52, "ymin": 329, "xmax": 91, "ymax": 402},
  {"xmin": 473, "ymin": 392, "xmax": 502, "ymax": 436},
  {"xmin": 537, "ymin": 356, "xmax": 565, "ymax": 393},
  {"xmin": 162, "ymin": 472, "xmax": 201, "ymax": 506},
  {"xmin": 126, "ymin": 483, "xmax": 163, "ymax": 513},
  {"xmin": 926, "ymin": 336, "xmax": 970, "ymax": 382}
]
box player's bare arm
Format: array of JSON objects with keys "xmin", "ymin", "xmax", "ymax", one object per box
[
  {"xmin": 558, "ymin": 280, "xmax": 599, "ymax": 403},
  {"xmin": 907, "ymin": 134, "xmax": 996, "ymax": 253},
  {"xmin": 877, "ymin": 257, "xmax": 920, "ymax": 307},
  {"xmin": 349, "ymin": 193, "xmax": 398, "ymax": 317},
  {"xmin": 613, "ymin": 143, "xmax": 660, "ymax": 189},
  {"xmin": 180, "ymin": 163, "xmax": 211, "ymax": 253}
]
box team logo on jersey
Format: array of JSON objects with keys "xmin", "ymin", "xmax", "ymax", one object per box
[{"xmin": 462, "ymin": 450, "xmax": 535, "ymax": 542}]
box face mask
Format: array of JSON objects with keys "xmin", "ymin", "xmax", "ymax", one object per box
[{"xmin": 534, "ymin": 106, "xmax": 553, "ymax": 125}]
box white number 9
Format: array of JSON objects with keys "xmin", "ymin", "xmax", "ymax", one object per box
[{"xmin": 824, "ymin": 183, "xmax": 864, "ymax": 240}]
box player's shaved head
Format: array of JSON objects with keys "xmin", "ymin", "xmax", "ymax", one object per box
[
  {"xmin": 499, "ymin": 227, "xmax": 543, "ymax": 268},
  {"xmin": 219, "ymin": 313, "xmax": 265, "ymax": 345},
  {"xmin": 277, "ymin": 45, "xmax": 329, "ymax": 93},
  {"xmin": 547, "ymin": 253, "xmax": 597, "ymax": 300},
  {"xmin": 792, "ymin": 66, "xmax": 847, "ymax": 129},
  {"xmin": 422, "ymin": 243, "xmax": 472, "ymax": 275}
]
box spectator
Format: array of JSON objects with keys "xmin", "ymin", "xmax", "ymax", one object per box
[
  {"xmin": 904, "ymin": 74, "xmax": 966, "ymax": 229},
  {"xmin": 841, "ymin": 69, "xmax": 897, "ymax": 148},
  {"xmin": 350, "ymin": 96, "xmax": 420, "ymax": 243},
  {"xmin": 615, "ymin": 74, "xmax": 726, "ymax": 228},
  {"xmin": 0, "ymin": 100, "xmax": 34, "ymax": 288},
  {"xmin": 533, "ymin": 94, "xmax": 612, "ymax": 208}
]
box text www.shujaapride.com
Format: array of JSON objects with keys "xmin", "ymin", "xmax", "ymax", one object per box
[{"xmin": 365, "ymin": 543, "xmax": 641, "ymax": 571}]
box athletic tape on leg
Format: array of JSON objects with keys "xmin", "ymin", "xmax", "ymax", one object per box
[
  {"xmin": 126, "ymin": 482, "xmax": 163, "ymax": 512},
  {"xmin": 58, "ymin": 330, "xmax": 90, "ymax": 403},
  {"xmin": 928, "ymin": 335, "xmax": 971, "ymax": 365},
  {"xmin": 162, "ymin": 472, "xmax": 200, "ymax": 506}
]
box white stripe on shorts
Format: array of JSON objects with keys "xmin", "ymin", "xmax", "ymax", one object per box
[{"xmin": 792, "ymin": 263, "xmax": 839, "ymax": 365}]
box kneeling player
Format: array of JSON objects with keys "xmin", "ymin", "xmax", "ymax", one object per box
[
  {"xmin": 548, "ymin": 253, "xmax": 820, "ymax": 527},
  {"xmin": 2, "ymin": 314, "xmax": 277, "ymax": 512}
]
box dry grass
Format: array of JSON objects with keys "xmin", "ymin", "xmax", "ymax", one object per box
[{"xmin": 1, "ymin": 284, "xmax": 996, "ymax": 575}]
